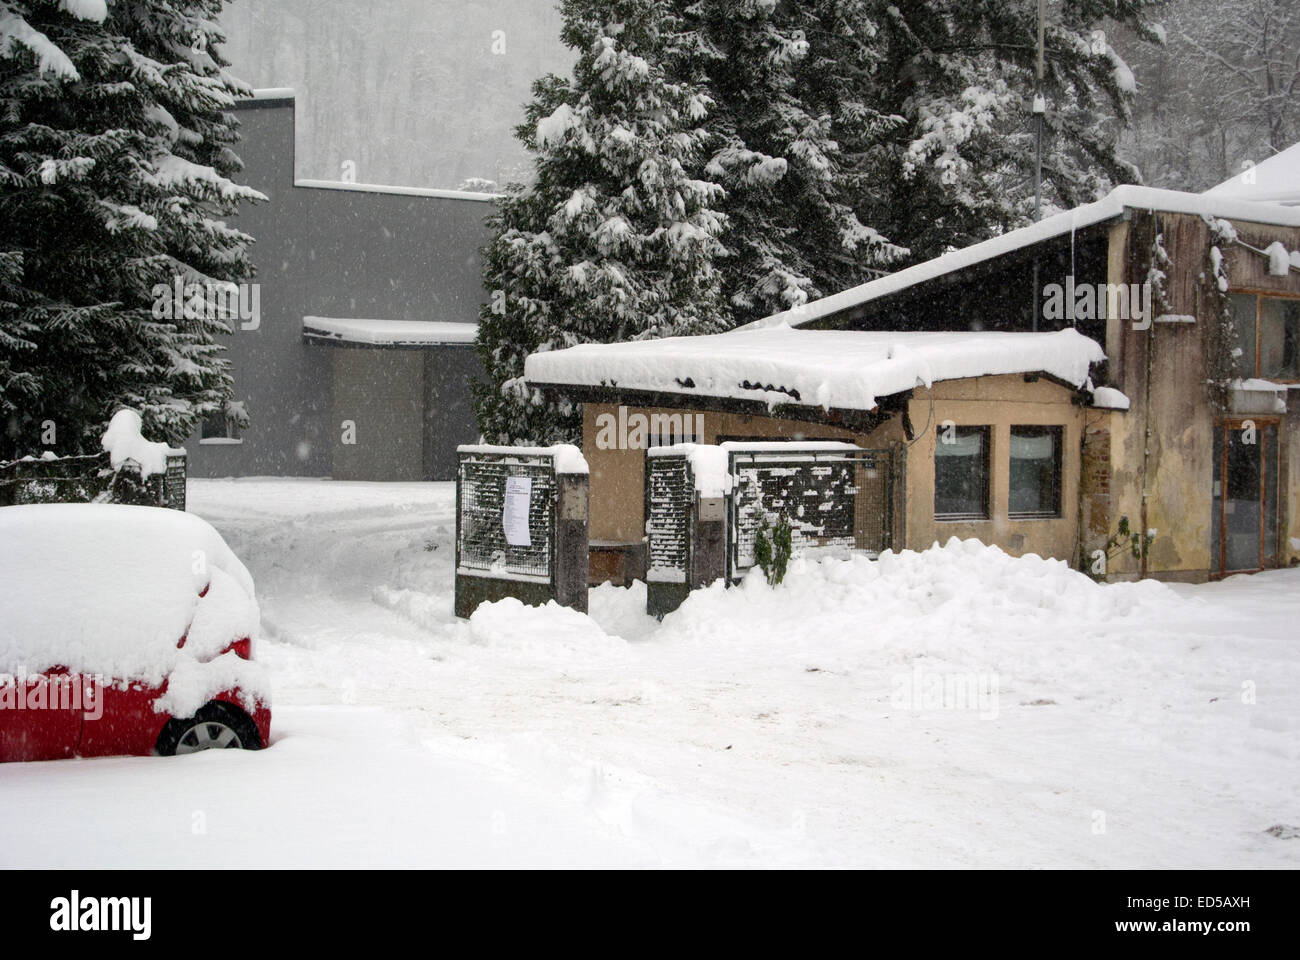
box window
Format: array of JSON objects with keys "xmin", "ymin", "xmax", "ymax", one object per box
[
  {"xmin": 200, "ymin": 410, "xmax": 242, "ymax": 444},
  {"xmin": 934, "ymin": 426, "xmax": 989, "ymax": 520},
  {"xmin": 1230, "ymin": 293, "xmax": 1300, "ymax": 382},
  {"xmin": 1259, "ymin": 297, "xmax": 1300, "ymax": 380},
  {"xmin": 1009, "ymin": 426, "xmax": 1063, "ymax": 518}
]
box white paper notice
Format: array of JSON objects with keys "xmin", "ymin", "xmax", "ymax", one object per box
[{"xmin": 502, "ymin": 475, "xmax": 533, "ymax": 547}]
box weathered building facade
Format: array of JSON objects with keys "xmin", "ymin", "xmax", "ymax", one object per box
[
  {"xmin": 527, "ymin": 186, "xmax": 1300, "ymax": 584},
  {"xmin": 186, "ymin": 91, "xmax": 490, "ymax": 482}
]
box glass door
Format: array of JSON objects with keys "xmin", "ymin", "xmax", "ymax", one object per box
[{"xmin": 1212, "ymin": 420, "xmax": 1280, "ymax": 576}]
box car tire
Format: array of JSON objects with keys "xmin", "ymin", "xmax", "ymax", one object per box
[{"xmin": 156, "ymin": 701, "xmax": 262, "ymax": 756}]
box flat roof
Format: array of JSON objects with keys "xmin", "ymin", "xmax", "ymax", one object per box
[{"xmin": 525, "ymin": 327, "xmax": 1105, "ymax": 414}]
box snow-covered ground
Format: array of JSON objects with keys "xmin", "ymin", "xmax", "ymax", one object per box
[{"xmin": 3, "ymin": 478, "xmax": 1297, "ymax": 868}]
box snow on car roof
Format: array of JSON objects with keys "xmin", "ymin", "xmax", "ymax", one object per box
[
  {"xmin": 0, "ymin": 504, "xmax": 262, "ymax": 700},
  {"xmin": 524, "ymin": 326, "xmax": 1105, "ymax": 413},
  {"xmin": 743, "ymin": 184, "xmax": 1300, "ymax": 332}
]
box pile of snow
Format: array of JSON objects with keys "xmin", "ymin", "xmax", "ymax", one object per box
[
  {"xmin": 1090, "ymin": 385, "xmax": 1131, "ymax": 410},
  {"xmin": 468, "ymin": 598, "xmax": 624, "ymax": 657},
  {"xmin": 0, "ymin": 504, "xmax": 266, "ymax": 716},
  {"xmin": 651, "ymin": 537, "xmax": 1174, "ymax": 655},
  {"xmin": 526, "ymin": 327, "xmax": 1106, "ymax": 413},
  {"xmin": 647, "ymin": 443, "xmax": 732, "ymax": 497},
  {"xmin": 100, "ymin": 408, "xmax": 182, "ymax": 478}
]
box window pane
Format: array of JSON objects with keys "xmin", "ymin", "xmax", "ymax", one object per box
[
  {"xmin": 1009, "ymin": 426, "xmax": 1062, "ymax": 517},
  {"xmin": 1259, "ymin": 297, "xmax": 1300, "ymax": 380},
  {"xmin": 1230, "ymin": 294, "xmax": 1258, "ymax": 376},
  {"xmin": 934, "ymin": 426, "xmax": 989, "ymax": 519}
]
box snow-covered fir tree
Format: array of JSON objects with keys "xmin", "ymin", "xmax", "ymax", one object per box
[
  {"xmin": 475, "ymin": 0, "xmax": 728, "ymax": 444},
  {"xmin": 480, "ymin": 0, "xmax": 1164, "ymax": 441},
  {"xmin": 0, "ymin": 0, "xmax": 261, "ymax": 458},
  {"xmin": 852, "ymin": 0, "xmax": 1163, "ymax": 264},
  {"xmin": 676, "ymin": 0, "xmax": 907, "ymax": 322}
]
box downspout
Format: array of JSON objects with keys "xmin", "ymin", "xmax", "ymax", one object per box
[
  {"xmin": 1138, "ymin": 218, "xmax": 1157, "ymax": 580},
  {"xmin": 1140, "ymin": 318, "xmax": 1153, "ymax": 579}
]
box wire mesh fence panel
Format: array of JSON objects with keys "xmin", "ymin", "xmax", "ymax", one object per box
[
  {"xmin": 728, "ymin": 448, "xmax": 894, "ymax": 579},
  {"xmin": 645, "ymin": 453, "xmax": 692, "ymax": 584},
  {"xmin": 457, "ymin": 454, "xmax": 556, "ymax": 580},
  {"xmin": 0, "ymin": 452, "xmax": 112, "ymax": 506},
  {"xmin": 162, "ymin": 454, "xmax": 187, "ymax": 511}
]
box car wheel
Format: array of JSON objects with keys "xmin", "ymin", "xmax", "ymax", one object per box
[{"xmin": 156, "ymin": 701, "xmax": 261, "ymax": 756}]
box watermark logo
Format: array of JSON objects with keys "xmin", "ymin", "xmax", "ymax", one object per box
[
  {"xmin": 890, "ymin": 666, "xmax": 1000, "ymax": 720},
  {"xmin": 50, "ymin": 891, "xmax": 151, "ymax": 941},
  {"xmin": 1042, "ymin": 276, "xmax": 1151, "ymax": 329},
  {"xmin": 0, "ymin": 669, "xmax": 104, "ymax": 721},
  {"xmin": 150, "ymin": 277, "xmax": 260, "ymax": 330},
  {"xmin": 594, "ymin": 405, "xmax": 706, "ymax": 450}
]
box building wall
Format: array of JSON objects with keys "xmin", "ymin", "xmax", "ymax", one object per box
[
  {"xmin": 1098, "ymin": 211, "xmax": 1300, "ymax": 581},
  {"xmin": 582, "ymin": 404, "xmax": 865, "ymax": 544},
  {"xmin": 582, "ymin": 374, "xmax": 1084, "ymax": 568},
  {"xmin": 901, "ymin": 376, "xmax": 1086, "ymax": 562},
  {"xmin": 186, "ymin": 96, "xmax": 489, "ymax": 480}
]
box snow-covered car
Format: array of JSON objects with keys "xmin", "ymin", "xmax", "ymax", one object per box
[{"xmin": 0, "ymin": 503, "xmax": 271, "ymax": 762}]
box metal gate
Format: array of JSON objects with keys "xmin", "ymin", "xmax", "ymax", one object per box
[
  {"xmin": 726, "ymin": 444, "xmax": 896, "ymax": 582},
  {"xmin": 456, "ymin": 451, "xmax": 557, "ymax": 581},
  {"xmin": 645, "ymin": 451, "xmax": 693, "ymax": 585}
]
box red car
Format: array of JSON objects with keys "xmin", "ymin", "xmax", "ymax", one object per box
[{"xmin": 0, "ymin": 503, "xmax": 271, "ymax": 762}]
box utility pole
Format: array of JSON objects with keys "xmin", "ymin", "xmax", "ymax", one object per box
[
  {"xmin": 1034, "ymin": 0, "xmax": 1046, "ymax": 222},
  {"xmin": 1031, "ymin": 0, "xmax": 1046, "ymax": 332}
]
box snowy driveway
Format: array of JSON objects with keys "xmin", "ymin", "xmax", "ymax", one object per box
[{"xmin": 2, "ymin": 478, "xmax": 1297, "ymax": 868}]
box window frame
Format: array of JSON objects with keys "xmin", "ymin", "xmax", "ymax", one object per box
[
  {"xmin": 1229, "ymin": 289, "xmax": 1300, "ymax": 383},
  {"xmin": 199, "ymin": 410, "xmax": 243, "ymax": 446},
  {"xmin": 1007, "ymin": 424, "xmax": 1064, "ymax": 520},
  {"xmin": 933, "ymin": 425, "xmax": 991, "ymax": 522}
]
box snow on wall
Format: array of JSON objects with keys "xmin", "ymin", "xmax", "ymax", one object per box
[
  {"xmin": 101, "ymin": 408, "xmax": 183, "ymax": 478},
  {"xmin": 526, "ymin": 327, "xmax": 1105, "ymax": 413}
]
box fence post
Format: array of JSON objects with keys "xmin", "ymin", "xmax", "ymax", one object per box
[
  {"xmin": 691, "ymin": 492, "xmax": 727, "ymax": 590},
  {"xmin": 554, "ymin": 470, "xmax": 589, "ymax": 614}
]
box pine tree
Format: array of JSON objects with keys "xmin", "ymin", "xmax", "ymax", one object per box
[
  {"xmin": 677, "ymin": 0, "xmax": 907, "ymax": 323},
  {"xmin": 0, "ymin": 0, "xmax": 261, "ymax": 459},
  {"xmin": 475, "ymin": 0, "xmax": 728, "ymax": 444},
  {"xmin": 856, "ymin": 0, "xmax": 1163, "ymax": 263}
]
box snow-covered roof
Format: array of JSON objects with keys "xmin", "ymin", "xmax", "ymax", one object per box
[
  {"xmin": 293, "ymin": 178, "xmax": 498, "ymax": 203},
  {"xmin": 249, "ymin": 87, "xmax": 296, "ymax": 101},
  {"xmin": 525, "ymin": 327, "xmax": 1105, "ymax": 413},
  {"xmin": 745, "ymin": 185, "xmax": 1300, "ymax": 332},
  {"xmin": 302, "ymin": 316, "xmax": 478, "ymax": 346},
  {"xmin": 1205, "ymin": 143, "xmax": 1300, "ymax": 207}
]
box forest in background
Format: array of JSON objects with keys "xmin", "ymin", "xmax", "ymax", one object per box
[{"xmin": 220, "ymin": 1, "xmax": 1297, "ymax": 195}]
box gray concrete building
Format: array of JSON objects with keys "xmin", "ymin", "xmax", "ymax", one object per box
[{"xmin": 185, "ymin": 89, "xmax": 490, "ymax": 481}]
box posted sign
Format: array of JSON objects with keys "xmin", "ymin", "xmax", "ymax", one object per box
[{"xmin": 502, "ymin": 475, "xmax": 532, "ymax": 547}]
